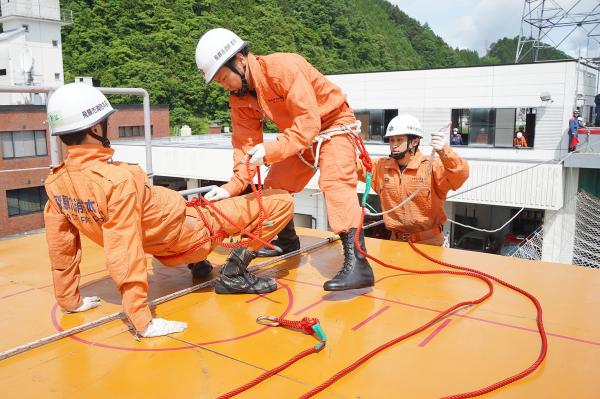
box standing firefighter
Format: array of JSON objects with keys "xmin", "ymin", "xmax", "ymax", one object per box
[
  {"xmin": 358, "ymin": 115, "xmax": 469, "ymax": 246},
  {"xmin": 44, "ymin": 83, "xmax": 294, "ymax": 338},
  {"xmin": 195, "ymin": 28, "xmax": 374, "ymax": 291}
]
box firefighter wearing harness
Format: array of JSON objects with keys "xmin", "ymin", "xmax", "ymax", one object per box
[
  {"xmin": 195, "ymin": 28, "xmax": 374, "ymax": 291},
  {"xmin": 43, "ymin": 83, "xmax": 295, "ymax": 338},
  {"xmin": 357, "ymin": 115, "xmax": 469, "ymax": 246}
]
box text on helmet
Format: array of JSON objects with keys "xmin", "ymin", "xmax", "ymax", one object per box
[
  {"xmin": 213, "ymin": 38, "xmax": 239, "ymax": 62},
  {"xmin": 82, "ymin": 100, "xmax": 110, "ymax": 119}
]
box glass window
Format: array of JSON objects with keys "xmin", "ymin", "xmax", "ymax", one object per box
[
  {"xmin": 6, "ymin": 187, "xmax": 48, "ymax": 217},
  {"xmin": 13, "ymin": 131, "xmax": 36, "ymax": 157},
  {"xmin": 119, "ymin": 125, "xmax": 153, "ymax": 138},
  {"xmin": 452, "ymin": 108, "xmax": 535, "ymax": 148},
  {"xmin": 1, "ymin": 132, "xmax": 14, "ymax": 158},
  {"xmin": 469, "ymin": 109, "xmax": 495, "ymax": 146},
  {"xmin": 35, "ymin": 131, "xmax": 48, "ymax": 155},
  {"xmin": 1, "ymin": 130, "xmax": 47, "ymax": 158},
  {"xmin": 354, "ymin": 109, "xmax": 397, "ymax": 142},
  {"xmin": 495, "ymin": 109, "xmax": 516, "ymax": 147}
]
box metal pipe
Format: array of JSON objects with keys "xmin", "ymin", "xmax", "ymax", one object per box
[
  {"xmin": 98, "ymin": 87, "xmax": 153, "ymax": 184},
  {"xmin": 177, "ymin": 185, "xmax": 217, "ymax": 197},
  {"xmin": 0, "ymin": 220, "xmax": 382, "ymax": 361}
]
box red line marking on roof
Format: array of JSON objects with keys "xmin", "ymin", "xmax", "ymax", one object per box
[
  {"xmin": 279, "ymin": 277, "xmax": 600, "ymax": 347},
  {"xmin": 418, "ymin": 318, "xmax": 452, "ymax": 347},
  {"xmin": 293, "ymin": 292, "xmax": 336, "ymax": 315},
  {"xmin": 245, "ymin": 286, "xmax": 281, "ymax": 303},
  {"xmin": 351, "ymin": 306, "xmax": 390, "ymax": 331},
  {"xmin": 1, "ymin": 268, "xmax": 106, "ymax": 300},
  {"xmin": 49, "ymin": 280, "xmax": 295, "ymax": 352}
]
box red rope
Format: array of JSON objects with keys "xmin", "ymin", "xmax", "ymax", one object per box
[
  {"xmin": 156, "ymin": 161, "xmax": 274, "ymax": 261},
  {"xmin": 299, "ymin": 207, "xmax": 547, "ymax": 398},
  {"xmin": 217, "ymin": 317, "xmax": 325, "ymax": 399}
]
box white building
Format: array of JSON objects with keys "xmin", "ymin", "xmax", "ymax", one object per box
[
  {"xmin": 111, "ymin": 60, "xmax": 600, "ymax": 266},
  {"xmin": 0, "ymin": 0, "xmax": 70, "ymax": 104}
]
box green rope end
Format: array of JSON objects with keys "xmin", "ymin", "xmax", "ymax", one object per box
[{"xmin": 361, "ymin": 172, "xmax": 372, "ymax": 206}]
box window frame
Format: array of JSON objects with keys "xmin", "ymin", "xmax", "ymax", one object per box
[
  {"xmin": 7, "ymin": 186, "xmax": 48, "ymax": 217},
  {"xmin": 1, "ymin": 130, "xmax": 48, "ymax": 159}
]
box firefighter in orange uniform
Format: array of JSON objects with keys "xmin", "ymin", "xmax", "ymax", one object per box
[
  {"xmin": 358, "ymin": 115, "xmax": 469, "ymax": 246},
  {"xmin": 44, "ymin": 83, "xmax": 294, "ymax": 338},
  {"xmin": 195, "ymin": 28, "xmax": 374, "ymax": 291}
]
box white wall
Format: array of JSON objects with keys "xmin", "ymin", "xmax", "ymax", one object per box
[{"xmin": 328, "ymin": 61, "xmax": 595, "ymax": 160}]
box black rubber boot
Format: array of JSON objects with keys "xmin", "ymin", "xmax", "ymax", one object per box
[
  {"xmin": 188, "ymin": 260, "xmax": 213, "ymax": 279},
  {"xmin": 214, "ymin": 247, "xmax": 277, "ymax": 294},
  {"xmin": 323, "ymin": 228, "xmax": 374, "ymax": 291},
  {"xmin": 256, "ymin": 219, "xmax": 300, "ymax": 257}
]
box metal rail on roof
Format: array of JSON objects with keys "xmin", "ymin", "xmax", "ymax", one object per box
[{"xmin": 0, "ymin": 85, "xmax": 154, "ymax": 183}]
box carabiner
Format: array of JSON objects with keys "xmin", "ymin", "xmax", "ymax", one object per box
[{"xmin": 256, "ymin": 315, "xmax": 280, "ymax": 327}]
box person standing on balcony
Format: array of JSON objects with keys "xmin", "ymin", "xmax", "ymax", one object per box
[
  {"xmin": 195, "ymin": 28, "xmax": 374, "ymax": 292},
  {"xmin": 568, "ymin": 110, "xmax": 584, "ymax": 152},
  {"xmin": 357, "ymin": 115, "xmax": 469, "ymax": 246},
  {"xmin": 43, "ymin": 83, "xmax": 294, "ymax": 338}
]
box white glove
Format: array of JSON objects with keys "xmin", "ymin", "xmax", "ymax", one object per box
[
  {"xmin": 204, "ymin": 186, "xmax": 230, "ymax": 201},
  {"xmin": 141, "ymin": 318, "xmax": 187, "ymax": 338},
  {"xmin": 431, "ymin": 130, "xmax": 446, "ymax": 151},
  {"xmin": 64, "ymin": 296, "xmax": 101, "ymax": 313},
  {"xmin": 245, "ymin": 144, "xmax": 266, "ymax": 166}
]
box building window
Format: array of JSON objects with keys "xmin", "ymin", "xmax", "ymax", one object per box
[
  {"xmin": 7, "ymin": 186, "xmax": 48, "ymax": 217},
  {"xmin": 54, "ymin": 73, "xmax": 60, "ymax": 80},
  {"xmin": 22, "ymin": 24, "xmax": 29, "ymax": 32},
  {"xmin": 354, "ymin": 109, "xmax": 398, "ymax": 142},
  {"xmin": 52, "ymin": 40, "xmax": 58, "ymax": 47},
  {"xmin": 0, "ymin": 69, "xmax": 6, "ymax": 76},
  {"xmin": 1, "ymin": 131, "xmax": 48, "ymax": 158},
  {"xmin": 118, "ymin": 125, "xmax": 153, "ymax": 138},
  {"xmin": 451, "ymin": 108, "xmax": 536, "ymax": 148}
]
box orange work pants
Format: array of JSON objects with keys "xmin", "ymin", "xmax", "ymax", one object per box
[
  {"xmin": 158, "ymin": 189, "xmax": 294, "ymax": 266},
  {"xmin": 264, "ymin": 134, "xmax": 361, "ymax": 233}
]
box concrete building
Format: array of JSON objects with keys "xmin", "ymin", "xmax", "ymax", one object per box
[{"xmin": 0, "ymin": 0, "xmax": 70, "ymax": 105}]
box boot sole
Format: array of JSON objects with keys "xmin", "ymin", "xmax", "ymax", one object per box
[
  {"xmin": 323, "ymin": 281, "xmax": 375, "ymax": 292},
  {"xmin": 214, "ymin": 281, "xmax": 278, "ymax": 295}
]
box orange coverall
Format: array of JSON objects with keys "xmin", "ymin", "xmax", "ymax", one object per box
[
  {"xmin": 358, "ymin": 145, "xmax": 469, "ymax": 246},
  {"xmin": 44, "ymin": 144, "xmax": 293, "ymax": 331},
  {"xmin": 513, "ymin": 136, "xmax": 528, "ymax": 147},
  {"xmin": 221, "ymin": 53, "xmax": 361, "ymax": 233}
]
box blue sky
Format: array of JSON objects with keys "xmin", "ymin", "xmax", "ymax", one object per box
[{"xmin": 388, "ymin": 0, "xmax": 599, "ymax": 57}]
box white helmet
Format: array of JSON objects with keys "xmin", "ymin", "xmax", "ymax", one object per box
[
  {"xmin": 47, "ymin": 83, "xmax": 115, "ymax": 136},
  {"xmin": 385, "ymin": 114, "xmax": 424, "ymax": 138},
  {"xmin": 196, "ymin": 28, "xmax": 247, "ymax": 83},
  {"xmin": 516, "ymin": 132, "xmax": 523, "ymax": 139}
]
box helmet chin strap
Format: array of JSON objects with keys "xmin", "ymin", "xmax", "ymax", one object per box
[
  {"xmin": 389, "ymin": 143, "xmax": 416, "ymax": 160},
  {"xmin": 227, "ymin": 63, "xmax": 249, "ymax": 97},
  {"xmin": 87, "ymin": 122, "xmax": 111, "ymax": 148}
]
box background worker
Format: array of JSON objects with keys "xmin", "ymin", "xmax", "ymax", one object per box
[
  {"xmin": 513, "ymin": 131, "xmax": 528, "ymax": 148},
  {"xmin": 450, "ymin": 128, "xmax": 463, "ymax": 145},
  {"xmin": 568, "ymin": 110, "xmax": 584, "ymax": 152},
  {"xmin": 357, "ymin": 115, "xmax": 469, "ymax": 246},
  {"xmin": 44, "ymin": 83, "xmax": 294, "ymax": 338},
  {"xmin": 195, "ymin": 28, "xmax": 373, "ymax": 291}
]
